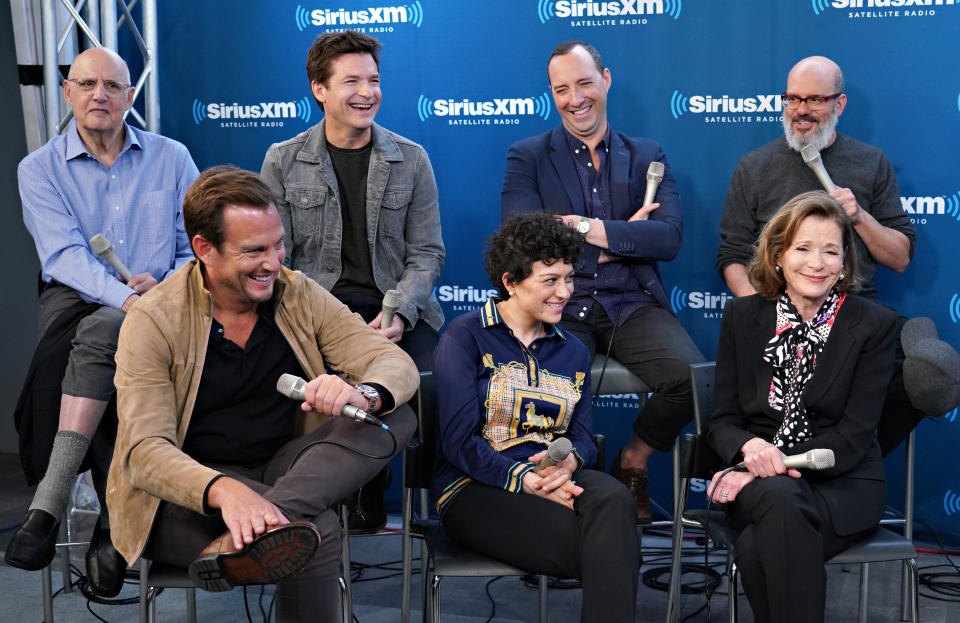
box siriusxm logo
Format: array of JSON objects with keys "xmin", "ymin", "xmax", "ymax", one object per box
[
  {"xmin": 950, "ymin": 293, "xmax": 960, "ymax": 324},
  {"xmin": 670, "ymin": 90, "xmax": 783, "ymax": 120},
  {"xmin": 901, "ymin": 192, "xmax": 960, "ymax": 218},
  {"xmin": 812, "ymin": 0, "xmax": 955, "ymax": 16},
  {"xmin": 670, "ymin": 286, "xmax": 732, "ymax": 317},
  {"xmin": 436, "ymin": 284, "xmax": 499, "ymax": 311},
  {"xmin": 945, "ymin": 489, "xmax": 960, "ymax": 516},
  {"xmin": 946, "ymin": 407, "xmax": 958, "ymax": 422},
  {"xmin": 537, "ymin": 0, "xmax": 682, "ymax": 23},
  {"xmin": 294, "ymin": 2, "xmax": 423, "ymax": 32},
  {"xmin": 417, "ymin": 93, "xmax": 551, "ymax": 125},
  {"xmin": 191, "ymin": 97, "xmax": 311, "ymax": 127}
]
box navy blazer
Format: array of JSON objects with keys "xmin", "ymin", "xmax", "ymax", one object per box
[
  {"xmin": 500, "ymin": 125, "xmax": 683, "ymax": 311},
  {"xmin": 708, "ymin": 293, "xmax": 898, "ymax": 536}
]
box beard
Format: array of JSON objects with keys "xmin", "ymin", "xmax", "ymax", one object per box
[{"xmin": 783, "ymin": 105, "xmax": 839, "ymax": 153}]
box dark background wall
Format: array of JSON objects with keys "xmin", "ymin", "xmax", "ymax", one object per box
[{"xmin": 1, "ymin": 4, "xmax": 36, "ymax": 455}]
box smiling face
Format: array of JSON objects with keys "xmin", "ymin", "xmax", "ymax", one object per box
[
  {"xmin": 195, "ymin": 204, "xmax": 286, "ymax": 312},
  {"xmin": 778, "ymin": 215, "xmax": 844, "ymax": 316},
  {"xmin": 311, "ymin": 52, "xmax": 381, "ymax": 148},
  {"xmin": 782, "ymin": 58, "xmax": 846, "ymax": 152},
  {"xmin": 64, "ymin": 48, "xmax": 134, "ymax": 138},
  {"xmin": 503, "ymin": 260, "xmax": 575, "ymax": 327},
  {"xmin": 547, "ymin": 45, "xmax": 611, "ymax": 145}
]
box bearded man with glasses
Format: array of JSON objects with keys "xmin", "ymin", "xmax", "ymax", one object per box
[
  {"xmin": 6, "ymin": 47, "xmax": 198, "ymax": 597},
  {"xmin": 716, "ymin": 55, "xmax": 925, "ymax": 455}
]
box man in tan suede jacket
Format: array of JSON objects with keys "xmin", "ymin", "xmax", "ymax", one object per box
[{"xmin": 106, "ymin": 166, "xmax": 417, "ymax": 622}]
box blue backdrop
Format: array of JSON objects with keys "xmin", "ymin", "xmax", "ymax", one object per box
[{"xmin": 150, "ymin": 1, "xmax": 960, "ymax": 542}]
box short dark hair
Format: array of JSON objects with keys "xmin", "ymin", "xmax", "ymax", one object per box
[
  {"xmin": 306, "ymin": 30, "xmax": 382, "ymax": 110},
  {"xmin": 183, "ymin": 165, "xmax": 274, "ymax": 257},
  {"xmin": 547, "ymin": 40, "xmax": 604, "ymax": 78},
  {"xmin": 484, "ymin": 213, "xmax": 584, "ymax": 300},
  {"xmin": 748, "ymin": 190, "xmax": 859, "ymax": 299}
]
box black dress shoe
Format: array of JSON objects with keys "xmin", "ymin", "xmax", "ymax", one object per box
[
  {"xmin": 85, "ymin": 522, "xmax": 127, "ymax": 597},
  {"xmin": 347, "ymin": 466, "xmax": 392, "ymax": 533},
  {"xmin": 4, "ymin": 509, "xmax": 60, "ymax": 571}
]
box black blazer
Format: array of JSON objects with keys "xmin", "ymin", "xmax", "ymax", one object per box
[{"xmin": 708, "ymin": 293, "xmax": 897, "ymax": 536}]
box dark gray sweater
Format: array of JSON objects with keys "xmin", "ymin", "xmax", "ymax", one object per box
[{"xmin": 716, "ymin": 133, "xmax": 915, "ymax": 298}]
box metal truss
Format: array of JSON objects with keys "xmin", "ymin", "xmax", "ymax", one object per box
[{"xmin": 37, "ymin": 0, "xmax": 159, "ymax": 141}]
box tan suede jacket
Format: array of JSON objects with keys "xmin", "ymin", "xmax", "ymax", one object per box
[{"xmin": 106, "ymin": 260, "xmax": 418, "ymax": 563}]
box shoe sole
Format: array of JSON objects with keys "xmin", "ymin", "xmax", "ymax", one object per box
[{"xmin": 188, "ymin": 523, "xmax": 320, "ymax": 592}]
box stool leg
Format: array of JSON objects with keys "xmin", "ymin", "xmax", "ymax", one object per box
[
  {"xmin": 858, "ymin": 563, "xmax": 869, "ymax": 623},
  {"xmin": 538, "ymin": 575, "xmax": 548, "ymax": 623},
  {"xmin": 42, "ymin": 564, "xmax": 55, "ymax": 623}
]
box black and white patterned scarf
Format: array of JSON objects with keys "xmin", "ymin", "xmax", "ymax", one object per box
[{"xmin": 763, "ymin": 290, "xmax": 846, "ymax": 448}]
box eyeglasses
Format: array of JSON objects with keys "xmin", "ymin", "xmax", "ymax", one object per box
[
  {"xmin": 67, "ymin": 78, "xmax": 130, "ymax": 98},
  {"xmin": 780, "ymin": 92, "xmax": 842, "ymax": 110}
]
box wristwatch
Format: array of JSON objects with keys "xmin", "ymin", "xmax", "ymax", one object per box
[
  {"xmin": 355, "ymin": 383, "xmax": 380, "ymax": 412},
  {"xmin": 576, "ymin": 217, "xmax": 593, "ymax": 234}
]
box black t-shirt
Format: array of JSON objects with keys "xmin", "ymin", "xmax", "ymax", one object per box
[
  {"xmin": 328, "ymin": 140, "xmax": 378, "ymax": 300},
  {"xmin": 183, "ymin": 303, "xmax": 306, "ymax": 466}
]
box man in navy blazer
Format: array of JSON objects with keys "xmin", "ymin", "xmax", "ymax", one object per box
[{"xmin": 501, "ymin": 40, "xmax": 703, "ymax": 522}]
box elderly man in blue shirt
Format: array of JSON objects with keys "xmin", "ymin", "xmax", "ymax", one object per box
[{"xmin": 6, "ymin": 47, "xmax": 198, "ymax": 595}]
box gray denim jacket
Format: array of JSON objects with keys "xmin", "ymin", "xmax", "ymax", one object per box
[{"xmin": 261, "ymin": 120, "xmax": 445, "ymax": 330}]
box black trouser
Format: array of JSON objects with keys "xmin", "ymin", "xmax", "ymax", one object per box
[
  {"xmin": 334, "ymin": 291, "xmax": 438, "ymax": 372},
  {"xmin": 441, "ymin": 470, "xmax": 639, "ymax": 623},
  {"xmin": 727, "ymin": 475, "xmax": 883, "ymax": 623},
  {"xmin": 143, "ymin": 406, "xmax": 416, "ymax": 623},
  {"xmin": 560, "ymin": 304, "xmax": 705, "ymax": 451}
]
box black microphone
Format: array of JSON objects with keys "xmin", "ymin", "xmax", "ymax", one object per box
[
  {"xmin": 89, "ymin": 233, "xmax": 133, "ymax": 281},
  {"xmin": 534, "ymin": 437, "xmax": 573, "ymax": 472},
  {"xmin": 639, "ymin": 161, "xmax": 665, "ymax": 218},
  {"xmin": 276, "ymin": 373, "xmax": 388, "ymax": 430},
  {"xmin": 734, "ymin": 448, "xmax": 835, "ymax": 471},
  {"xmin": 800, "ymin": 144, "xmax": 836, "ymax": 192},
  {"xmin": 381, "ymin": 289, "xmax": 402, "ymax": 329}
]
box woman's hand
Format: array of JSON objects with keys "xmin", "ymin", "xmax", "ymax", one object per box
[
  {"xmin": 707, "ymin": 470, "xmax": 755, "ymax": 504},
  {"xmin": 526, "ymin": 450, "xmax": 578, "ymax": 493},
  {"xmin": 740, "ymin": 437, "xmax": 802, "ymax": 479},
  {"xmin": 521, "ymin": 471, "xmax": 583, "ymax": 511}
]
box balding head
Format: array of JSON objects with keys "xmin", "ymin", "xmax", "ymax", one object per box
[
  {"xmin": 64, "ymin": 47, "xmax": 134, "ymax": 142},
  {"xmin": 68, "ymin": 47, "xmax": 131, "ymax": 84},
  {"xmin": 788, "ymin": 56, "xmax": 843, "ymax": 94}
]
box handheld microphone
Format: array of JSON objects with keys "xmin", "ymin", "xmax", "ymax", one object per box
[
  {"xmin": 381, "ymin": 289, "xmax": 402, "ymax": 329},
  {"xmin": 534, "ymin": 437, "xmax": 573, "ymax": 472},
  {"xmin": 735, "ymin": 448, "xmax": 835, "ymax": 472},
  {"xmin": 276, "ymin": 373, "xmax": 388, "ymax": 430},
  {"xmin": 639, "ymin": 161, "xmax": 665, "ymax": 219},
  {"xmin": 800, "ymin": 145, "xmax": 836, "ymax": 192},
  {"xmin": 89, "ymin": 233, "xmax": 133, "ymax": 282}
]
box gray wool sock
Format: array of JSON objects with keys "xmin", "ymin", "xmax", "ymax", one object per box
[{"xmin": 28, "ymin": 430, "xmax": 90, "ymax": 517}]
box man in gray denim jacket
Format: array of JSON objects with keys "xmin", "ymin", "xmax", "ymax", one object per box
[
  {"xmin": 261, "ymin": 30, "xmax": 443, "ymax": 531},
  {"xmin": 261, "ymin": 31, "xmax": 444, "ymax": 373}
]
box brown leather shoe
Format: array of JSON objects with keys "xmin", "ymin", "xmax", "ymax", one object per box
[
  {"xmin": 188, "ymin": 521, "xmax": 320, "ymax": 592},
  {"xmin": 610, "ymin": 450, "xmax": 653, "ymax": 524}
]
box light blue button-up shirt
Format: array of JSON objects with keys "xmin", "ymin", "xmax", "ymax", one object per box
[{"xmin": 19, "ymin": 120, "xmax": 199, "ymax": 309}]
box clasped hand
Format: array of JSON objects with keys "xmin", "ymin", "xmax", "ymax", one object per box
[
  {"xmin": 707, "ymin": 437, "xmax": 800, "ymax": 504},
  {"xmin": 521, "ymin": 451, "xmax": 582, "ymax": 510}
]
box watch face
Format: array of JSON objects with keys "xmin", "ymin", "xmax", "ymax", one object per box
[{"xmin": 577, "ymin": 219, "xmax": 591, "ymax": 234}]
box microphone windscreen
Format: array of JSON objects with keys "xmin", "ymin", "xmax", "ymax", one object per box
[
  {"xmin": 647, "ymin": 161, "xmax": 665, "ymax": 181},
  {"xmin": 89, "ymin": 233, "xmax": 111, "ymax": 254},
  {"xmin": 807, "ymin": 448, "xmax": 835, "ymax": 470},
  {"xmin": 800, "ymin": 144, "xmax": 822, "ymax": 165},
  {"xmin": 383, "ymin": 289, "xmax": 402, "ymax": 310},
  {"xmin": 546, "ymin": 437, "xmax": 573, "ymax": 462},
  {"xmin": 276, "ymin": 373, "xmax": 306, "ymax": 400}
]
